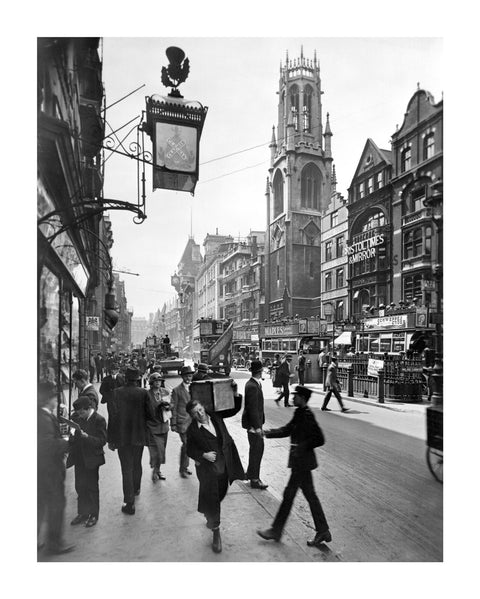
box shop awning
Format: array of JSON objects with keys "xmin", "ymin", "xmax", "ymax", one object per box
[{"xmin": 334, "ymin": 331, "xmax": 353, "ymax": 345}]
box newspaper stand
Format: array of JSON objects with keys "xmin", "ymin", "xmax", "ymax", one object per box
[{"xmin": 190, "ymin": 378, "xmax": 235, "ymax": 413}]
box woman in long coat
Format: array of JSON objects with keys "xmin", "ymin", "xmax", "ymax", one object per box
[{"xmin": 186, "ymin": 393, "xmax": 245, "ymax": 553}]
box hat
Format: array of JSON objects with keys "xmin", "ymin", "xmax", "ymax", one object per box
[
  {"xmin": 125, "ymin": 367, "xmax": 141, "ymax": 381},
  {"xmin": 149, "ymin": 372, "xmax": 165, "ymax": 384},
  {"xmin": 180, "ymin": 365, "xmax": 194, "ymax": 376},
  {"xmin": 197, "ymin": 363, "xmax": 209, "ymax": 373},
  {"xmin": 72, "ymin": 369, "xmax": 89, "ymax": 381},
  {"xmin": 249, "ymin": 359, "xmax": 264, "ymax": 374},
  {"xmin": 292, "ymin": 385, "xmax": 312, "ymax": 401},
  {"xmin": 73, "ymin": 396, "xmax": 92, "ymax": 410}
]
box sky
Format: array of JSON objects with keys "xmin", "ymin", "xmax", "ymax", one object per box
[{"xmin": 101, "ymin": 37, "xmax": 443, "ymax": 319}]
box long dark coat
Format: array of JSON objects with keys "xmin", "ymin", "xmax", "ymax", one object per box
[
  {"xmin": 107, "ymin": 383, "xmax": 153, "ymax": 446},
  {"xmin": 241, "ymin": 378, "xmax": 265, "ymax": 430},
  {"xmin": 186, "ymin": 395, "xmax": 245, "ymax": 515},
  {"xmin": 265, "ymin": 405, "xmax": 325, "ymax": 471},
  {"xmin": 276, "ymin": 360, "xmax": 291, "ymax": 384},
  {"xmin": 66, "ymin": 411, "xmax": 107, "ymax": 469}
]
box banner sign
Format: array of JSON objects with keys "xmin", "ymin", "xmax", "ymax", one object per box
[
  {"xmin": 364, "ymin": 314, "xmax": 408, "ymax": 330},
  {"xmin": 264, "ymin": 324, "xmax": 299, "ymax": 337},
  {"xmin": 368, "ymin": 358, "xmax": 384, "ymax": 377},
  {"xmin": 86, "ymin": 316, "xmax": 100, "ymax": 331}
]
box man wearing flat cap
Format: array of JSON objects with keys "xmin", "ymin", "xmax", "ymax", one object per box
[
  {"xmin": 257, "ymin": 385, "xmax": 332, "ymax": 548},
  {"xmin": 67, "ymin": 396, "xmax": 107, "ymax": 528},
  {"xmin": 242, "ymin": 359, "xmax": 268, "ymax": 490},
  {"xmin": 107, "ymin": 367, "xmax": 154, "ymax": 515}
]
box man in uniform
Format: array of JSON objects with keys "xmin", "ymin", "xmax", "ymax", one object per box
[{"xmin": 257, "ymin": 385, "xmax": 332, "ymax": 548}]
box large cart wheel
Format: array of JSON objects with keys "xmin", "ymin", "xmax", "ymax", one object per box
[{"xmin": 426, "ymin": 447, "xmax": 443, "ymax": 483}]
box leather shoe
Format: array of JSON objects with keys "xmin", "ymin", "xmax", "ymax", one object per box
[
  {"xmin": 257, "ymin": 528, "xmax": 281, "ymax": 542},
  {"xmin": 46, "ymin": 543, "xmax": 75, "ymax": 555},
  {"xmin": 70, "ymin": 514, "xmax": 88, "ymax": 526},
  {"xmin": 185, "ymin": 469, "xmax": 192, "ymax": 475},
  {"xmin": 85, "ymin": 515, "xmax": 98, "ymax": 528},
  {"xmin": 341, "ymin": 408, "xmax": 349, "ymax": 413},
  {"xmin": 307, "ymin": 529, "xmax": 332, "ymax": 547},
  {"xmin": 212, "ymin": 528, "xmax": 222, "ymax": 553},
  {"xmin": 134, "ymin": 489, "xmax": 141, "ymax": 496},
  {"xmin": 274, "ymin": 399, "xmax": 280, "ymax": 405},
  {"xmin": 180, "ymin": 471, "xmax": 188, "ymax": 478},
  {"xmin": 158, "ymin": 472, "xmax": 166, "ymax": 480},
  {"xmin": 121, "ymin": 503, "xmax": 135, "ymax": 515},
  {"xmin": 250, "ymin": 479, "xmax": 268, "ymax": 490},
  {"xmin": 321, "ymin": 407, "xmax": 331, "ymax": 411}
]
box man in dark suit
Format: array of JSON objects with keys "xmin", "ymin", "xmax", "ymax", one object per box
[
  {"xmin": 186, "ymin": 394, "xmax": 245, "ymax": 553},
  {"xmin": 257, "ymin": 385, "xmax": 332, "ymax": 548},
  {"xmin": 170, "ymin": 365, "xmax": 194, "ymax": 478},
  {"xmin": 72, "ymin": 369, "xmax": 99, "ymax": 411},
  {"xmin": 276, "ymin": 354, "xmax": 293, "ymax": 407},
  {"xmin": 242, "ymin": 359, "xmax": 268, "ymax": 490},
  {"xmin": 37, "ymin": 381, "xmax": 74, "ymax": 555},
  {"xmin": 67, "ymin": 396, "xmax": 107, "ymax": 528},
  {"xmin": 107, "ymin": 367, "xmax": 153, "ymax": 515},
  {"xmin": 99, "ymin": 365, "xmax": 123, "ymax": 417},
  {"xmin": 297, "ymin": 350, "xmax": 306, "ymax": 386}
]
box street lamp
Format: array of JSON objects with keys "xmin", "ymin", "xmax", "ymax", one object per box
[{"xmin": 424, "ymin": 180, "xmax": 443, "ymax": 407}]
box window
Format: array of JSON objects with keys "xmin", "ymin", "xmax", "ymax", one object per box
[
  {"xmin": 403, "ymin": 226, "xmax": 432, "ymax": 259},
  {"xmin": 276, "ymin": 264, "xmax": 280, "ymax": 281},
  {"xmin": 404, "ymin": 274, "xmax": 423, "ymax": 302},
  {"xmin": 323, "ymin": 302, "xmax": 333, "ymax": 322},
  {"xmin": 359, "ymin": 182, "xmax": 365, "ymax": 199},
  {"xmin": 336, "ymin": 268, "xmax": 344, "ymax": 288},
  {"xmin": 376, "ymin": 171, "xmax": 383, "ymax": 188},
  {"xmin": 336, "ymin": 236, "xmax": 344, "ymax": 258},
  {"xmin": 424, "ymin": 133, "xmax": 435, "ymax": 160},
  {"xmin": 401, "ymin": 147, "xmax": 412, "ymax": 172},
  {"xmin": 335, "ymin": 300, "xmax": 344, "ymax": 321},
  {"xmin": 273, "ymin": 170, "xmax": 284, "ymax": 219},
  {"xmin": 309, "ymin": 261, "xmax": 314, "ymax": 278},
  {"xmin": 325, "ymin": 241, "xmax": 333, "ymax": 261},
  {"xmin": 331, "ymin": 211, "xmax": 338, "ymax": 228},
  {"xmin": 367, "ymin": 177, "xmax": 373, "ymax": 194},
  {"xmin": 290, "ymin": 85, "xmax": 299, "ymax": 131},
  {"xmin": 325, "ymin": 272, "xmax": 332, "ymax": 291},
  {"xmin": 362, "ymin": 211, "xmax": 385, "ymax": 231},
  {"xmin": 303, "ymin": 85, "xmax": 313, "ymax": 132},
  {"xmin": 301, "ymin": 163, "xmax": 321, "ymax": 209}
]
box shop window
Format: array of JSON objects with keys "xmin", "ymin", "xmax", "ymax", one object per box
[
  {"xmin": 325, "ymin": 240, "xmax": 333, "ymax": 261},
  {"xmin": 401, "ymin": 147, "xmax": 412, "ymax": 172},
  {"xmin": 325, "ymin": 272, "xmax": 332, "ymax": 291},
  {"xmin": 380, "ymin": 337, "xmax": 392, "ymax": 353},
  {"xmin": 39, "ymin": 266, "xmax": 60, "ymax": 384},
  {"xmin": 336, "ymin": 235, "xmax": 344, "ymax": 258},
  {"xmin": 369, "ymin": 335, "xmax": 380, "ymax": 353},
  {"xmin": 424, "ymin": 133, "xmax": 435, "ymax": 160}
]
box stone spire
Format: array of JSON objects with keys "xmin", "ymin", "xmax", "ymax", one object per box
[{"xmin": 324, "ymin": 112, "xmax": 332, "ymax": 158}]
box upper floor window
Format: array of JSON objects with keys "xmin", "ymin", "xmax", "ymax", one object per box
[
  {"xmin": 367, "ymin": 177, "xmax": 374, "ymax": 194},
  {"xmin": 325, "ymin": 240, "xmax": 333, "ymax": 261},
  {"xmin": 403, "ymin": 186, "xmax": 426, "ymax": 215},
  {"xmin": 325, "ymin": 272, "xmax": 332, "ymax": 291},
  {"xmin": 335, "ymin": 300, "xmax": 344, "ymax": 321},
  {"xmin": 403, "ymin": 225, "xmax": 432, "ymax": 259},
  {"xmin": 301, "ymin": 163, "xmax": 321, "ymax": 210},
  {"xmin": 309, "ymin": 261, "xmax": 314, "ymax": 278},
  {"xmin": 303, "ymin": 85, "xmax": 313, "ymax": 133},
  {"xmin": 359, "ymin": 182, "xmax": 365, "ymax": 199},
  {"xmin": 424, "ymin": 133, "xmax": 435, "ymax": 160},
  {"xmin": 362, "ymin": 211, "xmax": 386, "ymax": 231},
  {"xmin": 403, "ymin": 274, "xmax": 423, "ymax": 302},
  {"xmin": 290, "ymin": 84, "xmax": 299, "ymax": 131},
  {"xmin": 376, "ymin": 171, "xmax": 383, "ymax": 188},
  {"xmin": 336, "ymin": 268, "xmax": 344, "ymax": 288},
  {"xmin": 331, "ymin": 211, "xmax": 338, "ymax": 228},
  {"xmin": 272, "ymin": 170, "xmax": 284, "ymax": 219},
  {"xmin": 336, "ymin": 235, "xmax": 344, "ymax": 258},
  {"xmin": 401, "ymin": 147, "xmax": 412, "ymax": 173}
]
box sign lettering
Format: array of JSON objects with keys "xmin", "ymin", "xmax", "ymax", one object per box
[{"xmin": 346, "ymin": 234, "xmax": 385, "ymax": 264}]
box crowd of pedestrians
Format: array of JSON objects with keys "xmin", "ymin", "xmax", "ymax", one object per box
[{"xmin": 37, "ymin": 354, "xmax": 334, "ymax": 557}]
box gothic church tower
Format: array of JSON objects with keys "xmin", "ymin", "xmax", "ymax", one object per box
[{"xmin": 265, "ymin": 48, "xmax": 333, "ymax": 319}]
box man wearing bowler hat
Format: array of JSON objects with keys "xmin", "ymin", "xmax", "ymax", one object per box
[
  {"xmin": 241, "ymin": 359, "xmax": 268, "ymax": 490},
  {"xmin": 170, "ymin": 365, "xmax": 195, "ymax": 478},
  {"xmin": 257, "ymin": 385, "xmax": 332, "ymax": 548},
  {"xmin": 192, "ymin": 362, "xmax": 210, "ymax": 381},
  {"xmin": 107, "ymin": 367, "xmax": 153, "ymax": 515}
]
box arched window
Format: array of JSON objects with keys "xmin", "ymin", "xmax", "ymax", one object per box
[
  {"xmin": 353, "ymin": 289, "xmax": 370, "ymax": 315},
  {"xmin": 301, "ymin": 163, "xmax": 322, "ymax": 209},
  {"xmin": 290, "ymin": 84, "xmax": 299, "ymax": 131},
  {"xmin": 303, "ymin": 84, "xmax": 313, "ymax": 132},
  {"xmin": 272, "ymin": 170, "xmax": 284, "ymax": 219},
  {"xmin": 361, "ymin": 210, "xmax": 386, "ymax": 231}
]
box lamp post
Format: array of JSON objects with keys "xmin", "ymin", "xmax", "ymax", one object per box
[{"xmin": 424, "ymin": 180, "xmax": 443, "ymax": 407}]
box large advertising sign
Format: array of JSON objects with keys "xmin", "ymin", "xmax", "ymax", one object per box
[
  {"xmin": 346, "ymin": 233, "xmax": 385, "ymax": 265},
  {"xmin": 264, "ymin": 324, "xmax": 299, "ymax": 337},
  {"xmin": 364, "ymin": 314, "xmax": 409, "ymax": 330}
]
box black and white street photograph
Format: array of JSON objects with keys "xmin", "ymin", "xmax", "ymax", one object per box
[{"xmin": 5, "ymin": 1, "xmax": 478, "ymax": 597}]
